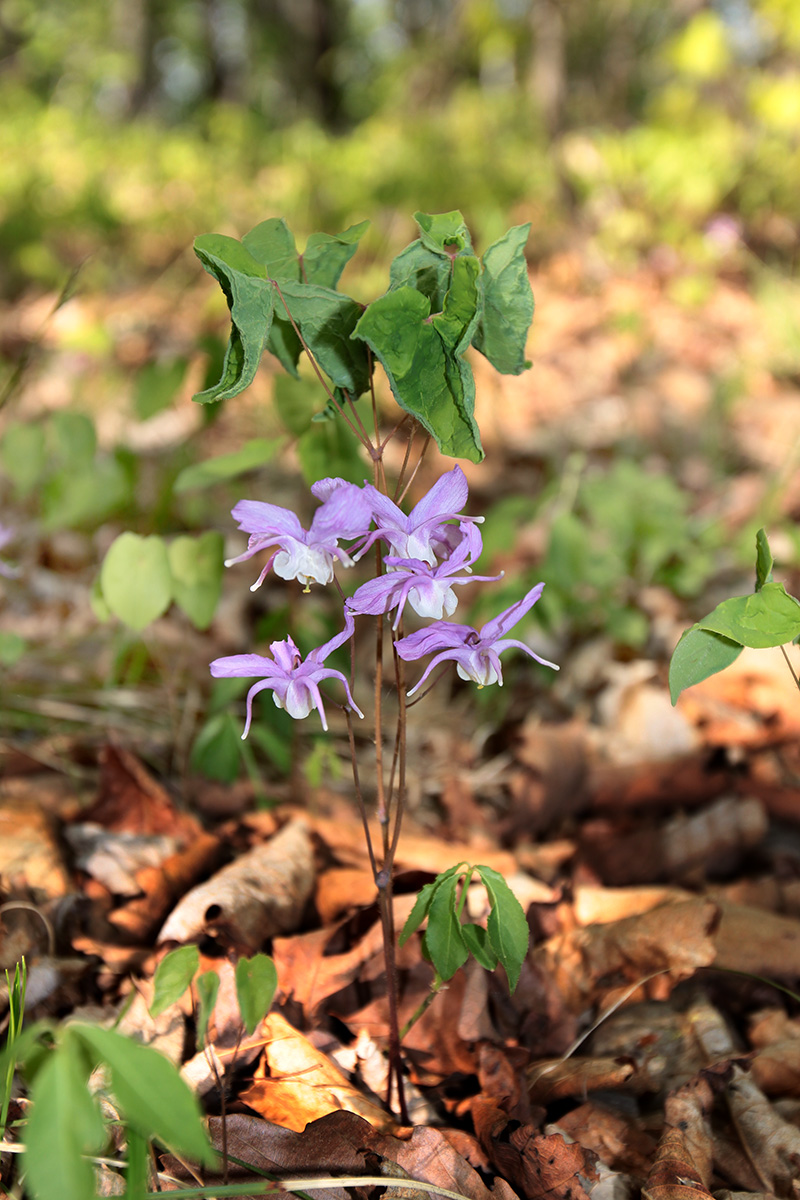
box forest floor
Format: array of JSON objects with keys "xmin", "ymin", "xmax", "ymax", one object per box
[{"xmin": 3, "ymin": 241, "xmax": 800, "ymax": 1198}]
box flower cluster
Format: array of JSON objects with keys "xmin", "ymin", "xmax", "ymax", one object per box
[{"xmin": 211, "ymin": 466, "xmax": 558, "ymax": 736}]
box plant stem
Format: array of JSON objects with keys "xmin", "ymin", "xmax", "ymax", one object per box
[{"xmin": 780, "ymin": 644, "xmax": 800, "ymax": 692}]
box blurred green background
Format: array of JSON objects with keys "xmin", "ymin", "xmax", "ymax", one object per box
[{"xmin": 2, "ymin": 0, "xmax": 799, "ymax": 293}]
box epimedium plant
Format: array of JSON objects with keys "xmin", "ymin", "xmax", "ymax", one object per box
[
  {"xmin": 190, "ymin": 208, "xmax": 557, "ymax": 1121},
  {"xmin": 670, "ymin": 527, "xmax": 800, "ymax": 703}
]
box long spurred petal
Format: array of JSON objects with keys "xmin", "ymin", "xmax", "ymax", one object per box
[{"xmin": 480, "ymin": 582, "xmax": 546, "ymax": 642}]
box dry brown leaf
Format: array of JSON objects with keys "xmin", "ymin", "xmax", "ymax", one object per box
[
  {"xmin": 579, "ymin": 796, "xmax": 767, "ymax": 886},
  {"xmin": 724, "ymin": 1064, "xmax": 800, "ymax": 1195},
  {"xmin": 241, "ymin": 1012, "xmax": 395, "ymax": 1133},
  {"xmin": 109, "ymin": 829, "xmax": 220, "ymax": 942},
  {"xmin": 714, "ymin": 902, "xmax": 800, "ymax": 978},
  {"xmin": 83, "ymin": 744, "xmax": 199, "ymax": 838},
  {"xmin": 157, "ymin": 816, "xmax": 314, "ymax": 950},
  {"xmin": 527, "ymin": 1056, "xmax": 635, "ymax": 1104},
  {"xmin": 642, "ymin": 1125, "xmax": 716, "ymax": 1200},
  {"xmin": 555, "ymin": 1101, "xmax": 657, "ymax": 1177},
  {"xmin": 173, "ymin": 1109, "xmax": 521, "ymax": 1200},
  {"xmin": 535, "ymin": 899, "xmax": 719, "ymax": 1012},
  {"xmin": 0, "ymin": 796, "xmax": 72, "ymax": 899}
]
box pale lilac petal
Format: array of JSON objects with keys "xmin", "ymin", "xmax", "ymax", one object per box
[
  {"xmin": 394, "ymin": 622, "xmax": 473, "ymax": 661},
  {"xmin": 301, "ymin": 665, "xmax": 364, "ymax": 720},
  {"xmin": 405, "ymin": 646, "xmax": 476, "ymax": 696},
  {"xmin": 490, "ymin": 637, "xmax": 559, "ymax": 671},
  {"xmin": 347, "ymin": 575, "xmax": 406, "ymax": 618},
  {"xmin": 310, "ymin": 609, "xmax": 357, "ymax": 663},
  {"xmin": 243, "ymin": 678, "xmax": 281, "ymax": 737},
  {"xmin": 480, "ymin": 583, "xmax": 545, "ymax": 642},
  {"xmin": 310, "ymin": 486, "xmax": 373, "ymax": 541},
  {"xmin": 406, "ymin": 579, "xmax": 458, "ymax": 622},
  {"xmin": 270, "ymin": 637, "xmax": 301, "ymax": 673},
  {"xmin": 231, "ymin": 500, "xmax": 304, "ymax": 538},
  {"xmin": 210, "ymin": 654, "xmax": 282, "ymax": 679},
  {"xmin": 408, "ymin": 465, "xmax": 468, "ymax": 528}
]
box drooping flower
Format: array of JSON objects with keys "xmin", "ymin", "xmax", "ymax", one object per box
[
  {"xmin": 347, "ymin": 523, "xmax": 500, "ymax": 630},
  {"xmin": 210, "ymin": 611, "xmax": 362, "ymax": 736},
  {"xmin": 394, "ymin": 583, "xmax": 559, "ymax": 695},
  {"xmin": 0, "ymin": 525, "xmax": 19, "ymax": 580},
  {"xmin": 356, "ymin": 465, "xmax": 482, "ymax": 566},
  {"xmin": 225, "ymin": 483, "xmax": 372, "ymax": 590}
]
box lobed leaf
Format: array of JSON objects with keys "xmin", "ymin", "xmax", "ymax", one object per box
[
  {"xmin": 303, "ymin": 220, "xmax": 370, "ymax": 290},
  {"xmin": 150, "ymin": 945, "xmax": 200, "ymax": 1018},
  {"xmin": 697, "ymin": 581, "xmax": 800, "ymax": 648},
  {"xmin": 353, "ymin": 261, "xmax": 484, "ymax": 462},
  {"xmin": 100, "ymin": 533, "xmax": 172, "ymax": 632},
  {"xmin": 478, "ymin": 865, "xmax": 529, "ymax": 993},
  {"xmin": 669, "ymin": 623, "xmax": 743, "ymax": 704},
  {"xmin": 72, "ymin": 1024, "xmax": 216, "ymax": 1165},
  {"xmin": 235, "ymin": 954, "xmax": 278, "ymax": 1036},
  {"xmin": 472, "ymin": 223, "xmax": 533, "ymax": 375},
  {"xmin": 193, "ymin": 234, "xmax": 275, "ymax": 403},
  {"xmin": 279, "ymin": 280, "xmax": 370, "ymax": 396},
  {"xmin": 413, "ymin": 210, "xmax": 473, "ymax": 256}
]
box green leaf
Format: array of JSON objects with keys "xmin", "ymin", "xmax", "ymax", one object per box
[
  {"xmin": 134, "ymin": 358, "xmax": 187, "ymax": 421},
  {"xmin": 399, "ymin": 864, "xmax": 465, "ymax": 947},
  {"xmin": 389, "ymin": 242, "xmax": 452, "ymax": 309},
  {"xmin": 273, "ymin": 375, "xmax": 324, "ymax": 436},
  {"xmin": 296, "ymin": 410, "xmax": 365, "ymax": 487},
  {"xmin": 303, "ymin": 220, "xmax": 370, "ymax": 290},
  {"xmin": 193, "ymin": 234, "xmax": 275, "ymax": 404},
  {"xmin": 425, "ymin": 872, "xmax": 469, "ymax": 981},
  {"xmin": 472, "ymin": 224, "xmax": 533, "ymax": 375},
  {"xmin": 1, "ymin": 421, "xmax": 47, "ymax": 496},
  {"xmin": 190, "ymin": 712, "xmax": 244, "ymax": 783},
  {"xmin": 100, "ymin": 533, "xmax": 172, "ymax": 632},
  {"xmin": 460, "ymin": 923, "xmax": 499, "ymax": 972},
  {"xmin": 0, "ymin": 631, "xmax": 25, "ymax": 666},
  {"xmin": 173, "ymin": 437, "xmax": 283, "ymax": 492},
  {"xmin": 235, "ymin": 954, "xmax": 278, "ymax": 1036},
  {"xmin": 353, "ymin": 260, "xmax": 484, "ymax": 462},
  {"xmin": 698, "ymin": 581, "xmax": 800, "ymax": 648},
  {"xmin": 150, "ymin": 946, "xmax": 200, "ymax": 1018},
  {"xmin": 23, "ymin": 1036, "xmax": 106, "ymax": 1200},
  {"xmin": 413, "ymin": 210, "xmax": 473, "ymax": 256},
  {"xmin": 124, "ymin": 1128, "xmax": 150, "ymax": 1200},
  {"xmin": 478, "ymin": 865, "xmax": 529, "ymax": 993},
  {"xmin": 241, "ymin": 220, "xmax": 303, "ymax": 375},
  {"xmin": 755, "ymin": 527, "xmax": 774, "ymax": 591},
  {"xmin": 669, "ymin": 623, "xmax": 743, "ymax": 704},
  {"xmin": 241, "ymin": 218, "xmax": 300, "ymax": 280},
  {"xmin": 195, "ymin": 971, "xmax": 220, "ymax": 1047},
  {"xmin": 279, "ymin": 280, "xmax": 370, "ymax": 396},
  {"xmin": 71, "ymin": 1024, "xmax": 215, "ymax": 1165},
  {"xmin": 168, "ymin": 531, "xmax": 224, "ymax": 631}
]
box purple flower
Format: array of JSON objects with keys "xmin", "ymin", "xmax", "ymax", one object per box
[
  {"xmin": 347, "ymin": 524, "xmax": 500, "ymax": 630},
  {"xmin": 0, "ymin": 525, "xmax": 19, "ymax": 580},
  {"xmin": 225, "ymin": 483, "xmax": 372, "ymax": 591},
  {"xmin": 210, "ymin": 612, "xmax": 362, "ymax": 736},
  {"xmin": 394, "ymin": 584, "xmax": 559, "ymax": 695},
  {"xmin": 356, "ymin": 465, "xmax": 482, "ymax": 566}
]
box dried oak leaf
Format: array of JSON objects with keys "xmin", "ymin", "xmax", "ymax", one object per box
[
  {"xmin": 157, "ymin": 816, "xmax": 314, "ymax": 951},
  {"xmin": 166, "ymin": 1110, "xmax": 520, "ymax": 1200},
  {"xmin": 83, "ymin": 744, "xmax": 199, "ymax": 838},
  {"xmin": 241, "ymin": 1012, "xmax": 395, "ymax": 1133},
  {"xmin": 535, "ymin": 898, "xmax": 719, "ymax": 1013}
]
